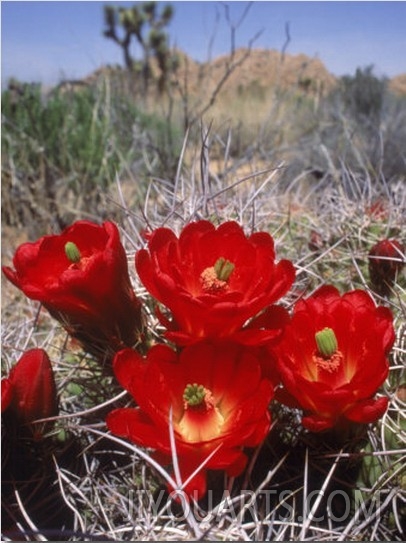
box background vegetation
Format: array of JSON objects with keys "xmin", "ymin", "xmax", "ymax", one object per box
[
  {"xmin": 1, "ymin": 3, "xmax": 405, "ymax": 540},
  {"xmin": 2, "ymin": 49, "xmax": 405, "ymax": 236}
]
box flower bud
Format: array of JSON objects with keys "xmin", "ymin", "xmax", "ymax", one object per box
[
  {"xmin": 3, "ymin": 349, "xmax": 58, "ymax": 426},
  {"xmin": 368, "ymin": 239, "xmax": 404, "ymax": 296},
  {"xmin": 308, "ymin": 230, "xmax": 324, "ymax": 253}
]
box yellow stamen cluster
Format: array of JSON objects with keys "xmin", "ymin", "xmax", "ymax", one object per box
[{"xmin": 200, "ymin": 257, "xmax": 235, "ymax": 294}]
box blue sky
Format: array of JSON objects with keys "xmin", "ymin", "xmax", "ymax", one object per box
[{"xmin": 2, "ymin": 1, "xmax": 406, "ymax": 88}]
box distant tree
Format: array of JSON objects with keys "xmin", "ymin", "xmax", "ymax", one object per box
[
  {"xmin": 103, "ymin": 2, "xmax": 176, "ymax": 94},
  {"xmin": 340, "ymin": 65, "xmax": 387, "ymax": 121}
]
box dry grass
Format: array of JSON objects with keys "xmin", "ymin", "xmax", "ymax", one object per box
[{"xmin": 1, "ymin": 130, "xmax": 405, "ymax": 540}]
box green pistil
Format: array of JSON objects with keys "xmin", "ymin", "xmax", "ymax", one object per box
[
  {"xmin": 315, "ymin": 327, "xmax": 338, "ymax": 358},
  {"xmin": 214, "ymin": 257, "xmax": 235, "ymax": 282},
  {"xmin": 65, "ymin": 242, "xmax": 81, "ymax": 263},
  {"xmin": 183, "ymin": 383, "xmax": 206, "ymax": 407}
]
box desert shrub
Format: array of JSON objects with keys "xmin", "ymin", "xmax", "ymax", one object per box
[
  {"xmin": 1, "ymin": 79, "xmax": 183, "ymax": 230},
  {"xmin": 258, "ymin": 78, "xmax": 406, "ymax": 188},
  {"xmin": 340, "ymin": 65, "xmax": 387, "ymax": 122},
  {"xmin": 2, "ymin": 84, "xmax": 118, "ymax": 183}
]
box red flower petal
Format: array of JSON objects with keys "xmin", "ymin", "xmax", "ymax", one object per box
[
  {"xmin": 302, "ymin": 415, "xmax": 335, "ymax": 432},
  {"xmin": 106, "ymin": 408, "xmax": 171, "ymax": 452},
  {"xmin": 1, "ymin": 378, "xmax": 13, "ymax": 412},
  {"xmin": 113, "ymin": 348, "xmax": 146, "ymax": 396},
  {"xmin": 166, "ymin": 456, "xmax": 208, "ymax": 500},
  {"xmin": 345, "ymin": 396, "xmax": 389, "ymax": 424}
]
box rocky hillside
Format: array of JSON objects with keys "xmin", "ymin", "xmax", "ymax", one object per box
[
  {"xmin": 389, "ymin": 73, "xmax": 406, "ymax": 95},
  {"xmin": 80, "ymin": 47, "xmax": 405, "ymax": 100},
  {"xmin": 171, "ymin": 47, "xmax": 337, "ymax": 98}
]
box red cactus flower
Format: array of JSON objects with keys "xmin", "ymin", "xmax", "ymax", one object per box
[
  {"xmin": 368, "ymin": 239, "xmax": 404, "ymax": 297},
  {"xmin": 135, "ymin": 220, "xmax": 295, "ymax": 345},
  {"xmin": 2, "ymin": 221, "xmax": 143, "ymax": 359},
  {"xmin": 1, "ymin": 349, "xmax": 58, "ymax": 428},
  {"xmin": 271, "ymin": 286, "xmax": 394, "ymax": 432},
  {"xmin": 106, "ymin": 341, "xmax": 274, "ymax": 498}
]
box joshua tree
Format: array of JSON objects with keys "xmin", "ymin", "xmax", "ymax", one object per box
[{"xmin": 103, "ymin": 2, "xmax": 175, "ymax": 94}]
